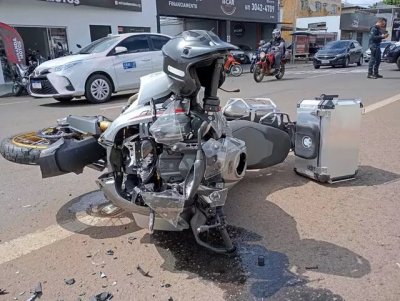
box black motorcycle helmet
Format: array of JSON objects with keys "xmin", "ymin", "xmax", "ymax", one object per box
[{"xmin": 162, "ymin": 30, "xmax": 236, "ymax": 97}]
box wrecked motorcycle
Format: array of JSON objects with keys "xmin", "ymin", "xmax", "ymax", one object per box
[
  {"xmin": 0, "ymin": 31, "xmax": 294, "ymax": 253},
  {"xmin": 0, "ymin": 72, "xmax": 293, "ymax": 253}
]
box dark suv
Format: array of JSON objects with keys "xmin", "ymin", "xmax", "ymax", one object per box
[
  {"xmin": 383, "ymin": 42, "xmax": 400, "ymax": 70},
  {"xmin": 313, "ymin": 40, "xmax": 363, "ymax": 69}
]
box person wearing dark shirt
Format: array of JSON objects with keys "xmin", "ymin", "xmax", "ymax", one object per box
[{"xmin": 368, "ymin": 17, "xmax": 388, "ymax": 79}]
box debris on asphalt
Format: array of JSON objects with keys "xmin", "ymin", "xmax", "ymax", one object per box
[
  {"xmin": 19, "ymin": 291, "xmax": 25, "ymax": 296},
  {"xmin": 86, "ymin": 254, "xmax": 93, "ymax": 258},
  {"xmin": 126, "ymin": 272, "xmax": 133, "ymax": 276},
  {"xmin": 161, "ymin": 283, "xmax": 171, "ymax": 288},
  {"xmin": 128, "ymin": 236, "xmax": 137, "ymax": 244},
  {"xmin": 305, "ymin": 266, "xmax": 319, "ymax": 270},
  {"xmin": 168, "ymin": 297, "xmax": 174, "ymax": 301},
  {"xmin": 100, "ymin": 272, "xmax": 107, "ymax": 278},
  {"xmin": 89, "ymin": 292, "xmax": 113, "ymax": 301},
  {"xmin": 111, "ymin": 281, "xmax": 117, "ymax": 286},
  {"xmin": 257, "ymin": 255, "xmax": 265, "ymax": 266},
  {"xmin": 396, "ymin": 263, "xmax": 400, "ymax": 269},
  {"xmin": 0, "ymin": 289, "xmax": 8, "ymax": 295},
  {"xmin": 106, "ymin": 250, "xmax": 114, "ymax": 256},
  {"xmin": 26, "ymin": 283, "xmax": 42, "ymax": 301},
  {"xmin": 22, "ymin": 205, "xmax": 31, "ymax": 208},
  {"xmin": 136, "ymin": 265, "xmax": 152, "ymax": 278},
  {"xmin": 64, "ymin": 278, "xmax": 76, "ymax": 285}
]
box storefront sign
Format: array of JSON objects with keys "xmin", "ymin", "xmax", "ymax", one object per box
[
  {"xmin": 340, "ymin": 13, "xmax": 377, "ymax": 32},
  {"xmin": 156, "ymin": 0, "xmax": 278, "ymax": 23},
  {"xmin": 0, "ymin": 22, "xmax": 26, "ymax": 65},
  {"xmin": 233, "ymin": 23, "xmax": 245, "ymax": 37},
  {"xmin": 38, "ymin": 0, "xmax": 142, "ymax": 11}
]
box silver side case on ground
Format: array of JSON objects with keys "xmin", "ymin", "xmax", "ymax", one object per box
[{"xmin": 294, "ymin": 95, "xmax": 363, "ymax": 183}]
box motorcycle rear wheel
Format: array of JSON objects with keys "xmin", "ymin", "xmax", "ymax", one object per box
[
  {"xmin": 12, "ymin": 82, "xmax": 24, "ymax": 97},
  {"xmin": 253, "ymin": 65, "xmax": 265, "ymax": 82},
  {"xmin": 0, "ymin": 128, "xmax": 75, "ymax": 165},
  {"xmin": 229, "ymin": 64, "xmax": 243, "ymax": 77}
]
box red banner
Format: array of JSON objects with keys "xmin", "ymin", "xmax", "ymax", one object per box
[{"xmin": 0, "ymin": 22, "xmax": 26, "ymax": 65}]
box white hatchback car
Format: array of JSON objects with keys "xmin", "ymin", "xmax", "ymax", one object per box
[{"xmin": 29, "ymin": 33, "xmax": 171, "ymax": 103}]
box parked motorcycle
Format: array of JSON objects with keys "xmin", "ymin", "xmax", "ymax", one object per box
[
  {"xmin": 0, "ymin": 31, "xmax": 293, "ymax": 253},
  {"xmin": 11, "ymin": 63, "xmax": 36, "ymax": 96},
  {"xmin": 253, "ymin": 47, "xmax": 286, "ymax": 83},
  {"xmin": 224, "ymin": 53, "xmax": 243, "ymax": 77}
]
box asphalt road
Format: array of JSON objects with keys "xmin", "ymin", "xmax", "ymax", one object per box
[{"xmin": 0, "ymin": 63, "xmax": 399, "ymax": 301}]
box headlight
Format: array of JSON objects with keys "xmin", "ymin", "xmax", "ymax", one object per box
[
  {"xmin": 260, "ymin": 52, "xmax": 266, "ymax": 59},
  {"xmin": 50, "ymin": 61, "xmax": 82, "ymax": 72}
]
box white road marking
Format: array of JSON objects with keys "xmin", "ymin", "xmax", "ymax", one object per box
[
  {"xmin": 100, "ymin": 104, "xmax": 124, "ymax": 111},
  {"xmin": 0, "ymin": 215, "xmax": 104, "ymax": 265},
  {"xmin": 0, "ymin": 100, "xmax": 30, "ymax": 106},
  {"xmin": 364, "ymin": 93, "xmax": 400, "ymax": 113}
]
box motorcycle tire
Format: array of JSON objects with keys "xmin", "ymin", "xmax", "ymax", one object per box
[
  {"xmin": 229, "ymin": 65, "xmax": 243, "ymax": 77},
  {"xmin": 275, "ymin": 64, "xmax": 285, "ymax": 80},
  {"xmin": 12, "ymin": 83, "xmax": 24, "ymax": 97},
  {"xmin": 0, "ymin": 128, "xmax": 72, "ymax": 165},
  {"xmin": 253, "ymin": 65, "xmax": 265, "ymax": 83}
]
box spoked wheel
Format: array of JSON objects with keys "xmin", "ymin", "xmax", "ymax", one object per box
[
  {"xmin": 253, "ymin": 65, "xmax": 265, "ymax": 83},
  {"xmin": 229, "ymin": 64, "xmax": 243, "ymax": 77},
  {"xmin": 275, "ymin": 64, "xmax": 285, "ymax": 80},
  {"xmin": 0, "ymin": 127, "xmax": 75, "ymax": 165}
]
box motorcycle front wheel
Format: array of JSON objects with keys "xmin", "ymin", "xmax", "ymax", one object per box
[
  {"xmin": 0, "ymin": 128, "xmax": 75, "ymax": 165},
  {"xmin": 253, "ymin": 65, "xmax": 265, "ymax": 82},
  {"xmin": 275, "ymin": 64, "xmax": 285, "ymax": 80},
  {"xmin": 229, "ymin": 64, "xmax": 243, "ymax": 77},
  {"xmin": 12, "ymin": 82, "xmax": 24, "ymax": 96}
]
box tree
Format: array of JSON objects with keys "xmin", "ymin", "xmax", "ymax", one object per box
[{"xmin": 383, "ymin": 0, "xmax": 400, "ymax": 5}]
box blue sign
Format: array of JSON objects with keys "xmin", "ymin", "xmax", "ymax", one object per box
[{"xmin": 123, "ymin": 61, "xmax": 136, "ymax": 70}]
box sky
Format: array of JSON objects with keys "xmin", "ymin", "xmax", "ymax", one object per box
[{"xmin": 342, "ymin": 0, "xmax": 377, "ymax": 6}]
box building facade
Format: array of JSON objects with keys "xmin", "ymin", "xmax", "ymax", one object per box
[
  {"xmin": 157, "ymin": 0, "xmax": 279, "ymax": 50},
  {"xmin": 0, "ymin": 0, "xmax": 157, "ymax": 87}
]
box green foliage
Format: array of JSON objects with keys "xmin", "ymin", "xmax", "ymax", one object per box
[{"xmin": 383, "ymin": 0, "xmax": 400, "ymax": 5}]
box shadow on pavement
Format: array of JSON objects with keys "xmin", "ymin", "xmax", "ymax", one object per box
[
  {"xmin": 56, "ymin": 190, "xmax": 141, "ymax": 239},
  {"xmin": 329, "ymin": 165, "xmax": 400, "ymax": 187},
  {"xmin": 143, "ymin": 159, "xmax": 371, "ymax": 300}
]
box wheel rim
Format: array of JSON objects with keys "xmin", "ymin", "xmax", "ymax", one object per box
[
  {"xmin": 231, "ymin": 65, "xmax": 241, "ymax": 76},
  {"xmin": 90, "ymin": 79, "xmax": 110, "ymax": 101},
  {"xmin": 12, "ymin": 132, "xmax": 51, "ymax": 149}
]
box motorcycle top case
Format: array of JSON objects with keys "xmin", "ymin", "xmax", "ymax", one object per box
[{"xmin": 294, "ymin": 96, "xmax": 363, "ymax": 183}]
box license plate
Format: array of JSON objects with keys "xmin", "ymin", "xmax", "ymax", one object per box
[
  {"xmin": 32, "ymin": 81, "xmax": 42, "ymax": 89},
  {"xmin": 321, "ymin": 60, "xmax": 330, "ymax": 64}
]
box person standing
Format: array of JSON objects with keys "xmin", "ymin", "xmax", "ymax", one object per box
[{"xmin": 368, "ymin": 17, "xmax": 389, "ymax": 79}]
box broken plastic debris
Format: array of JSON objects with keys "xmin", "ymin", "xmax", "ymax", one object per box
[
  {"xmin": 100, "ymin": 272, "xmax": 107, "ymax": 278},
  {"xmin": 136, "ymin": 265, "xmax": 152, "ymax": 278},
  {"xmin": 305, "ymin": 266, "xmax": 319, "ymax": 270},
  {"xmin": 0, "ymin": 289, "xmax": 8, "ymax": 295},
  {"xmin": 257, "ymin": 255, "xmax": 265, "ymax": 266},
  {"xmin": 106, "ymin": 250, "xmax": 114, "ymax": 256},
  {"xmin": 111, "ymin": 281, "xmax": 117, "ymax": 286},
  {"xmin": 64, "ymin": 278, "xmax": 75, "ymax": 285},
  {"xmin": 26, "ymin": 283, "xmax": 42, "ymax": 301},
  {"xmin": 89, "ymin": 292, "xmax": 113, "ymax": 301}
]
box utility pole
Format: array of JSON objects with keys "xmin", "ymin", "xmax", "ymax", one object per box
[{"xmin": 291, "ymin": 0, "xmax": 298, "ymax": 64}]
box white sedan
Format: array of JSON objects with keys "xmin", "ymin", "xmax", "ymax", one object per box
[
  {"xmin": 29, "ymin": 33, "xmax": 171, "ymax": 103},
  {"xmin": 364, "ymin": 41, "xmax": 395, "ymax": 62}
]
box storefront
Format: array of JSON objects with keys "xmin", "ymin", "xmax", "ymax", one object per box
[
  {"xmin": 340, "ymin": 12, "xmax": 377, "ymax": 51},
  {"xmin": 0, "ymin": 0, "xmax": 157, "ymax": 87},
  {"xmin": 157, "ymin": 0, "xmax": 279, "ymax": 50}
]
